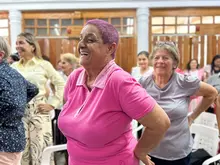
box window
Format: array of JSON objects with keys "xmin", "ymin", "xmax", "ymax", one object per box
[{"xmin": 24, "ymin": 15, "xmax": 135, "ymax": 36}]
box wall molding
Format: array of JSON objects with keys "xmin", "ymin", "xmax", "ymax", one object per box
[{"xmin": 0, "ymin": 1, "xmax": 220, "ymax": 10}]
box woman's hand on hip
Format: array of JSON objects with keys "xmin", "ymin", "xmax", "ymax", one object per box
[
  {"xmin": 135, "ymin": 154, "xmax": 155, "ymax": 165},
  {"xmin": 37, "ymin": 104, "xmax": 54, "ymax": 113}
]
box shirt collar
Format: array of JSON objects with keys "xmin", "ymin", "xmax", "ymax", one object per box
[
  {"xmin": 18, "ymin": 56, "xmax": 39, "ymax": 66},
  {"xmin": 0, "ymin": 60, "xmax": 8, "ymax": 69},
  {"xmin": 76, "ymin": 60, "xmax": 116, "ymax": 89}
]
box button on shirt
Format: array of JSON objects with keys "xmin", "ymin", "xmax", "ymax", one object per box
[
  {"xmin": 58, "ymin": 60, "xmax": 156, "ymax": 165},
  {"xmin": 0, "ymin": 61, "xmax": 38, "ymax": 152}
]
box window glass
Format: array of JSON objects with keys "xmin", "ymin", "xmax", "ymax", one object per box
[
  {"xmin": 62, "ymin": 19, "xmax": 72, "ymax": 26},
  {"xmin": 111, "ymin": 18, "xmax": 120, "ymax": 25},
  {"xmin": 164, "ymin": 26, "xmax": 175, "ymax": 33},
  {"xmin": 123, "ymin": 17, "xmax": 134, "ymax": 26},
  {"xmin": 164, "ymin": 17, "xmax": 175, "ymax": 25},
  {"xmin": 202, "ymin": 16, "xmax": 213, "ymax": 24},
  {"xmin": 152, "ymin": 17, "xmax": 163, "ymax": 25},
  {"xmin": 74, "ymin": 19, "xmax": 84, "ymax": 25},
  {"xmin": 215, "ymin": 16, "xmax": 220, "ymax": 24},
  {"xmin": 0, "ymin": 28, "xmax": 8, "ymax": 36},
  {"xmin": 37, "ymin": 28, "xmax": 47, "ymax": 35},
  {"xmin": 50, "ymin": 19, "xmax": 59, "ymax": 26},
  {"xmin": 37, "ymin": 19, "xmax": 47, "ymax": 26},
  {"xmin": 0, "ymin": 19, "xmax": 8, "ymax": 27},
  {"xmin": 24, "ymin": 28, "xmax": 35, "ymax": 34},
  {"xmin": 189, "ymin": 17, "xmax": 201, "ymax": 24},
  {"xmin": 177, "ymin": 17, "xmax": 188, "ymax": 24},
  {"xmin": 152, "ymin": 26, "xmax": 163, "ymax": 34},
  {"xmin": 177, "ymin": 26, "xmax": 188, "ymax": 34},
  {"xmin": 50, "ymin": 28, "xmax": 60, "ymax": 36},
  {"xmin": 25, "ymin": 19, "xmax": 34, "ymax": 26}
]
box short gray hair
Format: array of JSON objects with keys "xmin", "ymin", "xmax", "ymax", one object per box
[
  {"xmin": 0, "ymin": 36, "xmax": 10, "ymax": 60},
  {"xmin": 150, "ymin": 41, "xmax": 180, "ymax": 68}
]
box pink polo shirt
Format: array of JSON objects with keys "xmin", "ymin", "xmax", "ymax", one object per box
[{"xmin": 58, "ymin": 60, "xmax": 156, "ymax": 165}]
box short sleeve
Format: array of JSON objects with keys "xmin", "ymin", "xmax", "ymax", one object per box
[
  {"xmin": 64, "ymin": 73, "xmax": 72, "ymax": 102},
  {"xmin": 64, "ymin": 68, "xmax": 84, "ymax": 102},
  {"xmin": 207, "ymin": 74, "xmax": 220, "ymax": 93},
  {"xmin": 118, "ymin": 75, "xmax": 156, "ymax": 120},
  {"xmin": 177, "ymin": 74, "xmax": 201, "ymax": 97}
]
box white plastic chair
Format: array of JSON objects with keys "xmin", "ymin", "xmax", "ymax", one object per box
[
  {"xmin": 41, "ymin": 124, "xmax": 144, "ymax": 165},
  {"xmin": 190, "ymin": 123, "xmax": 219, "ymax": 156},
  {"xmin": 194, "ymin": 112, "xmax": 218, "ymax": 129},
  {"xmin": 190, "ymin": 124, "xmax": 220, "ymax": 165},
  {"xmin": 41, "ymin": 144, "xmax": 67, "ymax": 165}
]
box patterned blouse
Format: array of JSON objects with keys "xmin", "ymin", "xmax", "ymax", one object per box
[{"xmin": 0, "ymin": 61, "xmax": 38, "ymax": 152}]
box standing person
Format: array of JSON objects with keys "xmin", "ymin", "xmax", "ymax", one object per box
[
  {"xmin": 55, "ymin": 53, "xmax": 80, "ymax": 165},
  {"xmin": 185, "ymin": 59, "xmax": 204, "ymax": 80},
  {"xmin": 0, "ymin": 36, "xmax": 38, "ymax": 165},
  {"xmin": 60, "ymin": 53, "xmax": 80, "ymax": 81},
  {"xmin": 58, "ymin": 19, "xmax": 171, "ymax": 165},
  {"xmin": 11, "ymin": 32, "xmax": 65, "ymax": 165},
  {"xmin": 131, "ymin": 51, "xmax": 153, "ymax": 138},
  {"xmin": 210, "ymin": 54, "xmax": 220, "ymax": 75},
  {"xmin": 139, "ymin": 41, "xmax": 217, "ymax": 165},
  {"xmin": 131, "ymin": 51, "xmax": 153, "ymax": 81},
  {"xmin": 185, "ymin": 59, "xmax": 204, "ymax": 112}
]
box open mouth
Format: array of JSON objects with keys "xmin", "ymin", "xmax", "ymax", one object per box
[{"xmin": 80, "ymin": 51, "xmax": 89, "ymax": 56}]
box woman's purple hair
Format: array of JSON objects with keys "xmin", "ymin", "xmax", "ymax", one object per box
[{"xmin": 86, "ymin": 19, "xmax": 119, "ymax": 58}]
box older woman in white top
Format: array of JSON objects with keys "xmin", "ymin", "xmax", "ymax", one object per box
[
  {"xmin": 60, "ymin": 53, "xmax": 80, "ymax": 81},
  {"xmin": 140, "ymin": 41, "xmax": 217, "ymax": 165}
]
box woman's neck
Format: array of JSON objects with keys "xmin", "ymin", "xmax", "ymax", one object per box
[
  {"xmin": 64, "ymin": 69, "xmax": 73, "ymax": 77},
  {"xmin": 190, "ymin": 68, "xmax": 197, "ymax": 72},
  {"xmin": 140, "ymin": 66, "xmax": 149, "ymax": 75},
  {"xmin": 154, "ymin": 72, "xmax": 173, "ymax": 88},
  {"xmin": 22, "ymin": 54, "xmax": 34, "ymax": 65}
]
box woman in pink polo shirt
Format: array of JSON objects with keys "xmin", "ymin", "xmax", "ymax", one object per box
[{"xmin": 58, "ymin": 19, "xmax": 170, "ymax": 165}]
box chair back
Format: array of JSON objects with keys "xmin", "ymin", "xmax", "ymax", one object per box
[
  {"xmin": 190, "ymin": 124, "xmax": 219, "ymax": 157},
  {"xmin": 194, "ymin": 112, "xmax": 218, "ymax": 129},
  {"xmin": 41, "ymin": 144, "xmax": 67, "ymax": 165}
]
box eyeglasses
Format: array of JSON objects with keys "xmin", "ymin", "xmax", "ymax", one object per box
[{"xmin": 156, "ymin": 41, "xmax": 176, "ymax": 47}]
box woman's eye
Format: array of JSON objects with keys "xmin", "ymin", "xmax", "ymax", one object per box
[{"xmin": 87, "ymin": 39, "xmax": 94, "ymax": 43}]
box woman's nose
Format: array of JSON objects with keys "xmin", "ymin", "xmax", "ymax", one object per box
[
  {"xmin": 157, "ymin": 57, "xmax": 164, "ymax": 63},
  {"xmin": 78, "ymin": 40, "xmax": 86, "ymax": 48}
]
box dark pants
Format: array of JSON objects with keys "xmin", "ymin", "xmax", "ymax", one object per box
[
  {"xmin": 52, "ymin": 109, "xmax": 68, "ymax": 165},
  {"xmin": 150, "ymin": 154, "xmax": 191, "ymax": 165}
]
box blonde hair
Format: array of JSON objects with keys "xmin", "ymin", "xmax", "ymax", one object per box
[
  {"xmin": 0, "ymin": 37, "xmax": 11, "ymax": 60},
  {"xmin": 60, "ymin": 53, "xmax": 79, "ymax": 68},
  {"xmin": 150, "ymin": 41, "xmax": 180, "ymax": 68},
  {"xmin": 17, "ymin": 32, "xmax": 42, "ymax": 58}
]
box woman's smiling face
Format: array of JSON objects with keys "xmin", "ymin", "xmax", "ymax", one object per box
[{"xmin": 77, "ymin": 24, "xmax": 110, "ymax": 69}]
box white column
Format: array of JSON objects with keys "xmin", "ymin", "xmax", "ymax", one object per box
[
  {"xmin": 9, "ymin": 10, "xmax": 22, "ymax": 53},
  {"xmin": 137, "ymin": 7, "xmax": 150, "ymax": 54}
]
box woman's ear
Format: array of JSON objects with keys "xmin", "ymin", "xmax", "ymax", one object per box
[
  {"xmin": 173, "ymin": 61, "xmax": 178, "ymax": 69},
  {"xmin": 0, "ymin": 51, "xmax": 5, "ymax": 62},
  {"xmin": 107, "ymin": 43, "xmax": 116, "ymax": 56},
  {"xmin": 31, "ymin": 45, "xmax": 36, "ymax": 53}
]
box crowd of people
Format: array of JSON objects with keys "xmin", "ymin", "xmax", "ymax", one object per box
[{"xmin": 0, "ymin": 19, "xmax": 220, "ymax": 165}]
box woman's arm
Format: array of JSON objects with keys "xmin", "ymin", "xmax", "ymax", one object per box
[
  {"xmin": 188, "ymin": 82, "xmax": 218, "ymax": 125},
  {"xmin": 134, "ymin": 103, "xmax": 170, "ymax": 165},
  {"xmin": 215, "ymin": 94, "xmax": 220, "ymax": 132}
]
